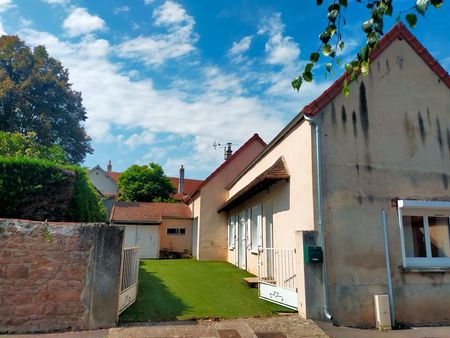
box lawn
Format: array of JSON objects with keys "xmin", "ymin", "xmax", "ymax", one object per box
[{"xmin": 119, "ymin": 259, "xmax": 293, "ymax": 322}]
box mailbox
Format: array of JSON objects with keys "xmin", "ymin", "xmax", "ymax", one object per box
[{"xmin": 304, "ymin": 246, "xmax": 323, "ymax": 264}]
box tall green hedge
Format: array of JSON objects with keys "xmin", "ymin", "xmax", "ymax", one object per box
[{"xmin": 0, "ymin": 156, "xmax": 105, "ymax": 222}]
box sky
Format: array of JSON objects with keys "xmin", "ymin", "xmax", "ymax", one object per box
[{"xmin": 0, "ymin": 0, "xmax": 448, "ymax": 179}]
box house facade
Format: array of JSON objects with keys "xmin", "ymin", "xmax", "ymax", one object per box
[
  {"xmin": 216, "ymin": 23, "xmax": 450, "ymax": 327},
  {"xmin": 110, "ymin": 202, "xmax": 193, "ymax": 258},
  {"xmin": 187, "ymin": 134, "xmax": 267, "ymax": 261}
]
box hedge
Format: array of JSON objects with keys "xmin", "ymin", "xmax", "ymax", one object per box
[{"xmin": 0, "ymin": 156, "xmax": 105, "ymax": 222}]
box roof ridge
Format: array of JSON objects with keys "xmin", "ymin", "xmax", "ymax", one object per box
[
  {"xmin": 302, "ymin": 22, "xmax": 450, "ymax": 116},
  {"xmin": 186, "ymin": 134, "xmax": 266, "ymax": 199}
]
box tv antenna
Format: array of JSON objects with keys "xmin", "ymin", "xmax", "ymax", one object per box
[{"xmin": 213, "ymin": 141, "xmax": 237, "ymax": 160}]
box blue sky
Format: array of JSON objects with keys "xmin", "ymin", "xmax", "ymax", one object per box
[{"xmin": 0, "ymin": 0, "xmax": 448, "ymax": 179}]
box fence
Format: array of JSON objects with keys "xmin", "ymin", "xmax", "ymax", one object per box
[{"xmin": 258, "ymin": 248, "xmax": 297, "ymax": 290}]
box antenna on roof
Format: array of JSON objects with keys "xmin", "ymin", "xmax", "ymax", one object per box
[{"xmin": 213, "ymin": 141, "xmax": 238, "ymax": 161}]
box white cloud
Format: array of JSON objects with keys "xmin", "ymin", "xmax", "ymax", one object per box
[
  {"xmin": 117, "ymin": 1, "xmax": 197, "ymax": 66},
  {"xmin": 20, "ymin": 28, "xmax": 285, "ymax": 175},
  {"xmin": 229, "ymin": 36, "xmax": 252, "ymax": 56},
  {"xmin": 153, "ymin": 1, "xmax": 190, "ymax": 26},
  {"xmin": 0, "ymin": 0, "xmax": 14, "ymax": 12},
  {"xmin": 144, "ymin": 0, "xmax": 154, "ymax": 4},
  {"xmin": 258, "ymin": 13, "xmax": 300, "ymax": 66},
  {"xmin": 113, "ymin": 6, "xmax": 129, "ymax": 15},
  {"xmin": 63, "ymin": 7, "xmax": 106, "ymax": 37},
  {"xmin": 124, "ymin": 132, "xmax": 155, "ymax": 149},
  {"xmin": 42, "ymin": 0, "xmax": 69, "ymax": 4}
]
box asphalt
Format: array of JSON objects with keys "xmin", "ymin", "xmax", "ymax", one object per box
[{"xmin": 4, "ymin": 315, "xmax": 450, "ymax": 338}]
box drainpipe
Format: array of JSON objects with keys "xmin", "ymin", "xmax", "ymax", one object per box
[{"xmin": 304, "ymin": 115, "xmax": 333, "ymax": 321}]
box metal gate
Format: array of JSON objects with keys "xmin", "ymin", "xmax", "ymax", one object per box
[
  {"xmin": 258, "ymin": 248, "xmax": 298, "ymax": 310},
  {"xmin": 117, "ymin": 246, "xmax": 140, "ymax": 316}
]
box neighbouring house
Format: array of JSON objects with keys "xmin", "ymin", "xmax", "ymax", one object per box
[
  {"xmin": 196, "ymin": 23, "xmax": 450, "ymax": 328},
  {"xmin": 186, "ymin": 134, "xmax": 267, "ymax": 261},
  {"xmin": 110, "ymin": 202, "xmax": 193, "ymax": 259},
  {"xmin": 88, "ymin": 162, "xmax": 203, "ymax": 201}
]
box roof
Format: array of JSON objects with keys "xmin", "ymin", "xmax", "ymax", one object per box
[
  {"xmin": 110, "ymin": 202, "xmax": 192, "ymax": 224},
  {"xmin": 226, "ymin": 22, "xmax": 450, "ymax": 189},
  {"xmin": 169, "ymin": 177, "xmax": 203, "ymax": 199},
  {"xmin": 106, "ymin": 171, "xmax": 121, "ymax": 182},
  {"xmin": 218, "ymin": 157, "xmax": 289, "ymax": 213},
  {"xmin": 303, "ymin": 22, "xmax": 450, "ymax": 116},
  {"xmin": 186, "ymin": 133, "xmax": 267, "ymax": 201}
]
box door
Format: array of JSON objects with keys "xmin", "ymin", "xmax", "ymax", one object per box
[
  {"xmin": 264, "ymin": 202, "xmax": 274, "ymax": 278},
  {"xmin": 124, "ymin": 224, "xmax": 137, "ymax": 248},
  {"xmin": 192, "ymin": 217, "xmax": 198, "ymax": 258},
  {"xmin": 137, "ymin": 225, "xmax": 159, "ymax": 258},
  {"xmin": 238, "ymin": 211, "xmax": 247, "ymax": 270}
]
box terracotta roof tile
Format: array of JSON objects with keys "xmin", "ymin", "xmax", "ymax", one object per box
[
  {"xmin": 218, "ymin": 157, "xmax": 289, "ymax": 213},
  {"xmin": 110, "ymin": 202, "xmax": 192, "ymax": 224},
  {"xmin": 302, "ymin": 22, "xmax": 450, "ymax": 117}
]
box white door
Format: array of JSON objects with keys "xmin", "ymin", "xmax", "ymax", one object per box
[
  {"xmin": 238, "ymin": 211, "xmax": 247, "ymax": 270},
  {"xmin": 264, "ymin": 203, "xmax": 274, "ymax": 278},
  {"xmin": 192, "ymin": 217, "xmax": 198, "ymax": 258},
  {"xmin": 137, "ymin": 225, "xmax": 159, "ymax": 259}
]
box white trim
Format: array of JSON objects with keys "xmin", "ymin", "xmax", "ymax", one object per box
[
  {"xmin": 398, "ymin": 200, "xmax": 450, "ymax": 209},
  {"xmin": 398, "ymin": 204, "xmax": 450, "ymax": 269}
]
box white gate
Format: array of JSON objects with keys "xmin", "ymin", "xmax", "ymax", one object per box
[
  {"xmin": 118, "ymin": 247, "xmax": 140, "ymax": 316},
  {"xmin": 258, "ymin": 248, "xmax": 298, "ymax": 310}
]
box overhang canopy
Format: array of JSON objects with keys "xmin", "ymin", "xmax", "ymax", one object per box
[{"xmin": 218, "ymin": 157, "xmax": 289, "ymax": 213}]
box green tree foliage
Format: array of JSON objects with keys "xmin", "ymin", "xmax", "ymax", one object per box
[
  {"xmin": 292, "ymin": 0, "xmax": 444, "ymax": 95},
  {"xmin": 0, "ymin": 157, "xmax": 105, "ymax": 222},
  {"xmin": 118, "ymin": 163, "xmax": 176, "ymax": 202},
  {"xmin": 0, "ymin": 131, "xmax": 68, "ymax": 164},
  {"xmin": 0, "ymin": 35, "xmax": 92, "ymax": 164}
]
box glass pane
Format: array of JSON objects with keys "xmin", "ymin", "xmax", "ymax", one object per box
[
  {"xmin": 403, "ymin": 216, "xmax": 426, "ymax": 257},
  {"xmin": 428, "ymin": 217, "xmax": 450, "ymax": 258}
]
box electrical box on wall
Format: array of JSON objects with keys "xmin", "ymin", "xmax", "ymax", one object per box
[{"xmin": 304, "ymin": 246, "xmax": 323, "ymax": 264}]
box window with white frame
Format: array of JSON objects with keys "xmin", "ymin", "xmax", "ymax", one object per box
[
  {"xmin": 250, "ymin": 204, "xmax": 263, "ymax": 251},
  {"xmin": 228, "ymin": 215, "xmax": 236, "ymax": 249},
  {"xmin": 398, "ymin": 200, "xmax": 450, "ymax": 268}
]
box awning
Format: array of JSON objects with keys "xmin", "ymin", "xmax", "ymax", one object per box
[{"xmin": 218, "ymin": 157, "xmax": 289, "ymax": 213}]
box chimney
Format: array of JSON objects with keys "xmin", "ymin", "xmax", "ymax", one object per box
[
  {"xmin": 178, "ymin": 165, "xmax": 185, "ymax": 195},
  {"xmin": 224, "ymin": 143, "xmax": 233, "ymax": 160},
  {"xmin": 107, "ymin": 160, "xmax": 112, "ymax": 172}
]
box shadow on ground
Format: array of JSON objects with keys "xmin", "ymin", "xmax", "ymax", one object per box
[{"xmin": 119, "ymin": 264, "xmax": 191, "ymax": 322}]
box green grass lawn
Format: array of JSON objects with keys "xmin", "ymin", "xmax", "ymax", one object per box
[{"xmin": 119, "ymin": 259, "xmax": 293, "ymax": 322}]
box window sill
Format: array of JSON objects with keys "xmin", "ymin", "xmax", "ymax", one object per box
[{"xmin": 399, "ymin": 266, "xmax": 450, "ymax": 273}]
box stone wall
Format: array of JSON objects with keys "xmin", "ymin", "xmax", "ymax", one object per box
[{"xmin": 0, "ymin": 219, "xmax": 124, "ymax": 334}]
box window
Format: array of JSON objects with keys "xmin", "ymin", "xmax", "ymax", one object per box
[
  {"xmin": 167, "ymin": 228, "xmax": 186, "ymax": 235},
  {"xmin": 398, "ymin": 200, "xmax": 450, "ymax": 268},
  {"xmin": 250, "ymin": 204, "xmax": 262, "ymax": 251},
  {"xmin": 228, "ymin": 215, "xmax": 236, "ymax": 249}
]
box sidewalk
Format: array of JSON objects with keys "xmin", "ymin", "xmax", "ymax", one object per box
[
  {"xmin": 4, "ymin": 315, "xmax": 328, "ymax": 338},
  {"xmin": 317, "ymin": 321, "xmax": 450, "ymax": 338}
]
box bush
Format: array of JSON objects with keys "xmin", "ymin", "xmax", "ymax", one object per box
[{"xmin": 0, "ymin": 156, "xmax": 105, "ymax": 222}]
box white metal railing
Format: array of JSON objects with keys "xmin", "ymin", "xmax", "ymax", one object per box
[
  {"xmin": 258, "ymin": 248, "xmax": 297, "ymax": 291},
  {"xmin": 118, "ymin": 246, "xmax": 140, "ymax": 316},
  {"xmin": 121, "ymin": 247, "xmax": 140, "ymax": 291}
]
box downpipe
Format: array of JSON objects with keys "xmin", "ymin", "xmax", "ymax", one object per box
[{"xmin": 304, "ymin": 115, "xmax": 333, "ymax": 321}]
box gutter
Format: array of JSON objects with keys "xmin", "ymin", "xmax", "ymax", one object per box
[{"xmin": 304, "ymin": 115, "xmax": 333, "ymax": 321}]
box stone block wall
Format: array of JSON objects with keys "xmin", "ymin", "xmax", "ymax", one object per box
[{"xmin": 0, "ymin": 219, "xmax": 124, "ymax": 334}]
